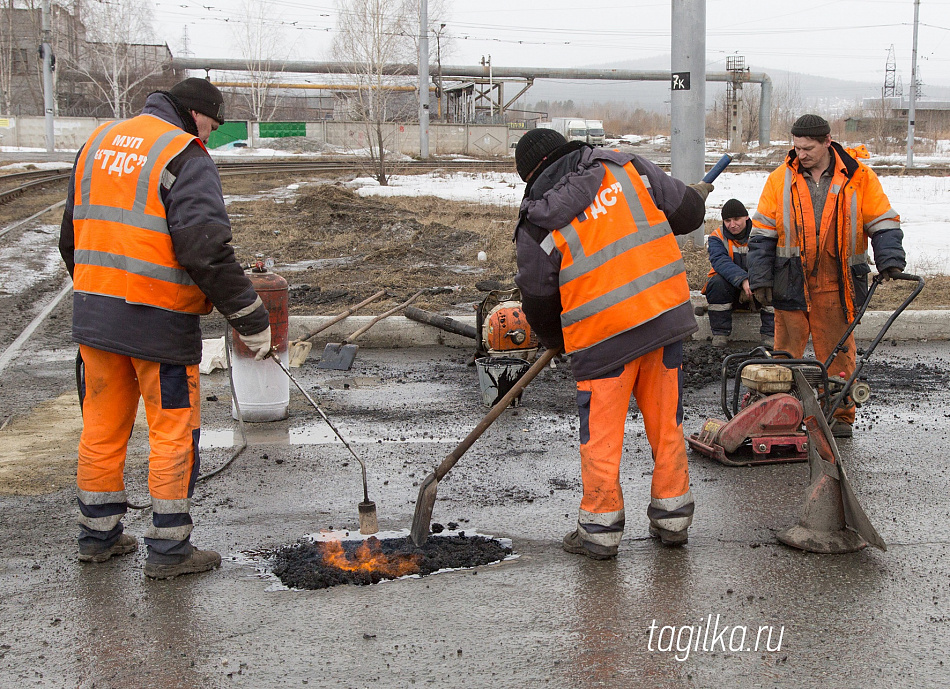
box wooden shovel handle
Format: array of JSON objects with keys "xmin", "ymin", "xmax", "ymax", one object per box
[
  {"xmin": 434, "ymin": 347, "xmax": 561, "ymax": 482},
  {"xmin": 298, "ymin": 290, "xmax": 387, "ymax": 342},
  {"xmin": 345, "ymin": 289, "xmax": 425, "ymax": 343}
]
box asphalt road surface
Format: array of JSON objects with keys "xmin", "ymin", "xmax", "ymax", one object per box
[{"xmin": 1, "ymin": 334, "xmax": 948, "ymax": 688}]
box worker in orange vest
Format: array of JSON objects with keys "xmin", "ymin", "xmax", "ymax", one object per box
[
  {"xmin": 748, "ymin": 114, "xmax": 905, "ymax": 438},
  {"xmin": 59, "ymin": 78, "xmax": 271, "ymax": 578},
  {"xmin": 702, "ymin": 198, "xmax": 775, "ymax": 348},
  {"xmin": 514, "ymin": 128, "xmax": 711, "ymax": 557}
]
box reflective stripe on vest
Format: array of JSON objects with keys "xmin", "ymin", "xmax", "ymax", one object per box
[
  {"xmin": 552, "ymin": 160, "xmax": 690, "ymax": 353},
  {"xmin": 72, "ymin": 115, "xmax": 211, "ymax": 315}
]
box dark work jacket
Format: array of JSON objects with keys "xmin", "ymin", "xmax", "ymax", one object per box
[
  {"xmin": 514, "ymin": 146, "xmax": 704, "ymax": 381},
  {"xmin": 60, "ymin": 92, "xmax": 269, "ymax": 365},
  {"xmin": 706, "ymin": 219, "xmax": 752, "ymax": 289}
]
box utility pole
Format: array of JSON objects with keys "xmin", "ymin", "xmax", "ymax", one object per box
[
  {"xmin": 418, "ymin": 0, "xmax": 429, "ymax": 159},
  {"xmin": 670, "ymin": 0, "xmax": 706, "ymax": 247},
  {"xmin": 906, "ymin": 0, "xmax": 920, "ymax": 168},
  {"xmin": 41, "ymin": 0, "xmax": 54, "ymax": 153},
  {"xmin": 435, "ymin": 23, "xmax": 445, "ymax": 121}
]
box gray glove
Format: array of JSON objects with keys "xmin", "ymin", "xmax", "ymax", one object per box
[
  {"xmin": 753, "ymin": 286, "xmax": 772, "ymax": 307},
  {"xmin": 880, "ymin": 267, "xmax": 902, "ymax": 281},
  {"xmin": 239, "ymin": 325, "xmax": 272, "ymax": 361},
  {"xmin": 688, "ymin": 181, "xmax": 714, "ymax": 201}
]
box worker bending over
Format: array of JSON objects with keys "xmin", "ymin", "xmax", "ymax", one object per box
[
  {"xmin": 748, "ymin": 114, "xmax": 905, "ymax": 438},
  {"xmin": 513, "ymin": 128, "xmax": 711, "ymax": 557},
  {"xmin": 60, "ymin": 78, "xmax": 272, "ymax": 578}
]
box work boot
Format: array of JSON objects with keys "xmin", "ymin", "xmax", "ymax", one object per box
[
  {"xmin": 562, "ymin": 530, "xmax": 617, "ymax": 560},
  {"xmin": 830, "ymin": 421, "xmax": 853, "ymax": 438},
  {"xmin": 711, "ymin": 334, "xmax": 729, "ymax": 348},
  {"xmin": 761, "ymin": 335, "xmax": 774, "ymax": 349},
  {"xmin": 649, "ymin": 524, "xmax": 688, "ymax": 547},
  {"xmin": 79, "ymin": 533, "xmax": 138, "ymax": 563},
  {"xmin": 144, "ymin": 548, "xmax": 221, "ymax": 580}
]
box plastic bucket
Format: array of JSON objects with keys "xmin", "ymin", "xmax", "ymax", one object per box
[{"xmin": 475, "ymin": 356, "xmax": 532, "ymax": 407}]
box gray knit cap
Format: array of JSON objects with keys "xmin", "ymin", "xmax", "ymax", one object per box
[{"xmin": 790, "ymin": 114, "xmax": 830, "ymax": 138}]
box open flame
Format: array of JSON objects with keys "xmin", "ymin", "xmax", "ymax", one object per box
[{"xmin": 319, "ymin": 538, "xmax": 422, "ymax": 578}]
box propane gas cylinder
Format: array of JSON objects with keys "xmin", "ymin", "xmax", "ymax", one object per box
[{"xmin": 230, "ymin": 262, "xmax": 289, "ymax": 422}]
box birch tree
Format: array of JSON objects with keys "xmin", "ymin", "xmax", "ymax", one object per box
[
  {"xmin": 333, "ymin": 0, "xmax": 415, "ymax": 185},
  {"xmin": 70, "ymin": 0, "xmax": 162, "ymax": 118},
  {"xmin": 232, "ymin": 0, "xmax": 292, "ymax": 122}
]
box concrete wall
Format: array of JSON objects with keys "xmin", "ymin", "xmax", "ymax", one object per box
[
  {"xmin": 1, "ymin": 116, "xmax": 109, "ymax": 151},
  {"xmin": 9, "ymin": 116, "xmax": 517, "ymax": 156}
]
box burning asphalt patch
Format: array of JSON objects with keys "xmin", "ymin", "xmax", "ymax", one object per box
[{"xmin": 267, "ymin": 530, "xmax": 513, "ymax": 590}]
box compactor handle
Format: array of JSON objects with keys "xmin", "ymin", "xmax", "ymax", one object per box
[{"xmin": 702, "ymin": 154, "xmax": 732, "ymax": 184}]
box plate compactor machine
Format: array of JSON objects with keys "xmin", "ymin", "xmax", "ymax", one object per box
[{"xmin": 688, "ymin": 272, "xmax": 924, "ymax": 467}]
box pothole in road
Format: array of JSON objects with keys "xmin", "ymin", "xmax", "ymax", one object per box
[{"xmin": 268, "ymin": 531, "xmax": 513, "ymax": 590}]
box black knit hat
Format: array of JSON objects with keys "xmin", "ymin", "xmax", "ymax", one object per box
[
  {"xmin": 790, "ymin": 114, "xmax": 830, "ymax": 138},
  {"xmin": 721, "ymin": 198, "xmax": 748, "ymax": 220},
  {"xmin": 169, "ymin": 78, "xmax": 226, "ymax": 124},
  {"xmin": 516, "ymin": 128, "xmax": 568, "ymax": 182}
]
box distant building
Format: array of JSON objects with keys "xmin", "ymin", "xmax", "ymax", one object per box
[
  {"xmin": 0, "ymin": 3, "xmax": 179, "ymax": 117},
  {"xmin": 863, "ymin": 96, "xmax": 950, "ymax": 132}
]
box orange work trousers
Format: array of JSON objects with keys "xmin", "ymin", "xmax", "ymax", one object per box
[
  {"xmin": 77, "ymin": 345, "xmax": 201, "ymax": 550},
  {"xmin": 575, "ymin": 344, "xmax": 691, "ymax": 515},
  {"xmin": 774, "ymin": 288, "xmax": 856, "ymax": 424}
]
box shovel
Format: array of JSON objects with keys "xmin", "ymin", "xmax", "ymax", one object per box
[
  {"xmin": 409, "ymin": 347, "xmax": 561, "ymax": 546},
  {"xmin": 318, "ymin": 289, "xmax": 425, "ymax": 371},
  {"xmin": 793, "ymin": 368, "xmax": 885, "ymax": 550},
  {"xmin": 288, "ymin": 290, "xmax": 387, "ymax": 367}
]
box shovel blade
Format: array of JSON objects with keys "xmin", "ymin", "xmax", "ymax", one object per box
[
  {"xmin": 318, "ymin": 342, "xmax": 359, "ymax": 370},
  {"xmin": 409, "ymin": 473, "xmax": 439, "ymax": 546},
  {"xmin": 288, "ymin": 340, "xmax": 312, "ymax": 368}
]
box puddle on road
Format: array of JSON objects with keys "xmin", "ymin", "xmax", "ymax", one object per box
[{"xmin": 200, "ymin": 424, "xmax": 458, "ymax": 448}]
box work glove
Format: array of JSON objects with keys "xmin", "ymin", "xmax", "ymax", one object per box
[
  {"xmin": 880, "ymin": 267, "xmax": 902, "ymax": 281},
  {"xmin": 239, "ymin": 325, "xmax": 272, "ymax": 361},
  {"xmin": 688, "ymin": 181, "xmax": 714, "ymax": 201},
  {"xmin": 753, "ymin": 286, "xmax": 772, "ymax": 307}
]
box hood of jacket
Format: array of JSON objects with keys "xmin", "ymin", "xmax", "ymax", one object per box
[
  {"xmin": 521, "ymin": 147, "xmax": 639, "ymax": 231},
  {"xmin": 142, "ymin": 91, "xmax": 200, "ymax": 138}
]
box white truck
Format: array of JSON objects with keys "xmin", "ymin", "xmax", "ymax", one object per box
[
  {"xmin": 538, "ymin": 117, "xmax": 589, "ymax": 143},
  {"xmin": 585, "ymin": 120, "xmax": 605, "ymax": 146}
]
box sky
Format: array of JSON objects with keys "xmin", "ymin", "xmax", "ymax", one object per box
[{"xmin": 148, "ymin": 0, "xmax": 950, "ymax": 88}]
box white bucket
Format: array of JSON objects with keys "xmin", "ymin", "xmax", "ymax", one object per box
[
  {"xmin": 475, "ymin": 356, "xmax": 531, "ymax": 407},
  {"xmin": 230, "ymin": 346, "xmax": 290, "ymax": 422}
]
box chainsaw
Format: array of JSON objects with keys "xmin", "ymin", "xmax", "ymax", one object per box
[
  {"xmin": 474, "ymin": 287, "xmax": 538, "ymax": 360},
  {"xmin": 688, "ymin": 272, "xmax": 925, "ymax": 466}
]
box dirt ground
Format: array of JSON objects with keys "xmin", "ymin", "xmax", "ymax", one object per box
[{"xmin": 221, "ymin": 175, "xmax": 950, "ymax": 316}]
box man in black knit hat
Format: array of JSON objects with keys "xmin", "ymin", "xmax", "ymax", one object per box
[
  {"xmin": 747, "ymin": 113, "xmax": 906, "ymax": 438},
  {"xmin": 513, "ymin": 128, "xmax": 712, "ymax": 556},
  {"xmin": 702, "ymin": 198, "xmax": 774, "ymax": 348},
  {"xmin": 59, "ymin": 78, "xmax": 270, "ymax": 578}
]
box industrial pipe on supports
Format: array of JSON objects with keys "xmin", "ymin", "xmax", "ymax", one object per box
[{"xmin": 171, "ymin": 58, "xmax": 774, "ymax": 147}]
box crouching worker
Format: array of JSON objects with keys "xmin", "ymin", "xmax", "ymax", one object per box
[
  {"xmin": 59, "ymin": 78, "xmax": 272, "ymax": 578},
  {"xmin": 702, "ymin": 198, "xmax": 775, "ymax": 348},
  {"xmin": 512, "ymin": 128, "xmax": 711, "ymax": 557}
]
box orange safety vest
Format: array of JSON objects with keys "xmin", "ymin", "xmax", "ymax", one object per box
[
  {"xmin": 71, "ymin": 114, "xmax": 212, "ymax": 315},
  {"xmin": 550, "ymin": 160, "xmax": 690, "ymax": 353}
]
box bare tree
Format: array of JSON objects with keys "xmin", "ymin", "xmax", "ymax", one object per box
[
  {"xmin": 231, "ymin": 0, "xmax": 293, "ymax": 122},
  {"xmin": 0, "ymin": 0, "xmax": 18, "ymax": 115},
  {"xmin": 333, "ymin": 0, "xmax": 416, "ymax": 185},
  {"xmin": 67, "ymin": 0, "xmax": 162, "ymax": 118}
]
